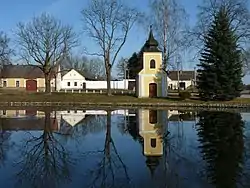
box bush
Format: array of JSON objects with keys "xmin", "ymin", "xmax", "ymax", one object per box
[{"xmin": 179, "ymin": 91, "xmax": 191, "ymax": 100}]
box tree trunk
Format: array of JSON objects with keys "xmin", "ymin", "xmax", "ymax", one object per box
[
  {"xmin": 44, "ymin": 110, "xmax": 51, "ymax": 156},
  {"xmin": 44, "ymin": 73, "xmax": 51, "ymax": 93},
  {"xmin": 105, "ymin": 55, "xmax": 112, "ymax": 96},
  {"xmin": 105, "ymin": 110, "xmax": 112, "ymax": 156},
  {"xmin": 163, "ymin": 28, "xmax": 167, "ymax": 70},
  {"xmin": 106, "ymin": 69, "xmax": 111, "ymax": 96}
]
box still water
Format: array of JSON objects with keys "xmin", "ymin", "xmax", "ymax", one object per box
[{"xmin": 0, "ymin": 108, "xmax": 249, "ymax": 188}]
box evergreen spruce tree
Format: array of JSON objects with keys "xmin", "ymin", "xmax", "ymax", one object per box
[
  {"xmin": 127, "ymin": 52, "xmax": 140, "ymax": 79},
  {"xmin": 197, "ymin": 6, "xmax": 243, "ymax": 101}
]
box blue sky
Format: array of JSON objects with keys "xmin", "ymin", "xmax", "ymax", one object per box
[{"xmin": 1, "ymin": 0, "xmax": 249, "ymax": 83}]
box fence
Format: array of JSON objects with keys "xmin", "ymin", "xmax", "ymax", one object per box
[{"xmin": 55, "ymin": 89, "xmax": 135, "ymax": 95}]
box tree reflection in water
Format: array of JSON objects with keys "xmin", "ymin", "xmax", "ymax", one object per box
[
  {"xmin": 83, "ymin": 110, "xmax": 130, "ymax": 188},
  {"xmin": 15, "ymin": 110, "xmax": 74, "ymax": 188},
  {"xmin": 196, "ymin": 111, "xmax": 244, "ymax": 188},
  {"xmin": 0, "ymin": 118, "xmax": 13, "ymax": 167},
  {"xmin": 0, "ymin": 130, "xmax": 11, "ymax": 166}
]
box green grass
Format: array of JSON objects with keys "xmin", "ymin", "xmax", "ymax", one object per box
[{"xmin": 0, "ymin": 92, "xmax": 250, "ymax": 104}]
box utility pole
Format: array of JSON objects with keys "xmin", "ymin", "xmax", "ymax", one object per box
[
  {"xmin": 123, "ymin": 58, "xmax": 128, "ymax": 89},
  {"xmin": 194, "ymin": 66, "xmax": 197, "ymax": 86},
  {"xmin": 124, "ymin": 65, "xmax": 126, "ymax": 89},
  {"xmin": 177, "ymin": 60, "xmax": 180, "ymax": 92}
]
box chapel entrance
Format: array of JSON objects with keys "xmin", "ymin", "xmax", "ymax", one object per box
[{"xmin": 149, "ymin": 83, "xmax": 157, "ymax": 98}]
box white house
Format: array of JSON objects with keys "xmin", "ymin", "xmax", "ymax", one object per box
[
  {"xmin": 59, "ymin": 67, "xmax": 134, "ymax": 90},
  {"xmin": 167, "ymin": 71, "xmax": 196, "ymax": 90},
  {"xmin": 60, "ymin": 110, "xmax": 86, "ymax": 126},
  {"xmin": 61, "ymin": 69, "xmax": 86, "ymax": 90},
  {"xmin": 58, "ymin": 109, "xmax": 135, "ymax": 127}
]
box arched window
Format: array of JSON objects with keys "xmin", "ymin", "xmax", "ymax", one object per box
[
  {"xmin": 151, "ymin": 138, "xmax": 157, "ymax": 148},
  {"xmin": 150, "ymin": 59, "xmax": 156, "ymax": 68}
]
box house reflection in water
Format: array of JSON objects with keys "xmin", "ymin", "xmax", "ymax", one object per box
[
  {"xmin": 0, "ymin": 110, "xmax": 60, "ymax": 131},
  {"xmin": 137, "ymin": 109, "xmax": 168, "ymax": 176},
  {"xmin": 0, "ymin": 109, "xmax": 134, "ymax": 132}
]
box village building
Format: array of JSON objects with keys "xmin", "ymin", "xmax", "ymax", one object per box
[
  {"xmin": 136, "ymin": 109, "xmax": 168, "ymax": 176},
  {"xmin": 0, "ymin": 64, "xmax": 61, "ymax": 92},
  {"xmin": 136, "ymin": 26, "xmax": 167, "ymax": 98},
  {"xmin": 61, "ymin": 69, "xmax": 86, "ymax": 90},
  {"xmin": 167, "ymin": 70, "xmax": 196, "ymax": 90}
]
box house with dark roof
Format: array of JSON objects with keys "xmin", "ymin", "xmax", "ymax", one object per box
[
  {"xmin": 0, "ymin": 110, "xmax": 60, "ymax": 131},
  {"xmin": 0, "ymin": 64, "xmax": 61, "ymax": 92},
  {"xmin": 167, "ymin": 70, "xmax": 196, "ymax": 90}
]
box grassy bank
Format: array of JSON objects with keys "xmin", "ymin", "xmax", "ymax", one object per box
[{"xmin": 0, "ymin": 92, "xmax": 250, "ymax": 105}]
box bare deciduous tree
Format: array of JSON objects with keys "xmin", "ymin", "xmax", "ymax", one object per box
[
  {"xmin": 81, "ymin": 0, "xmax": 140, "ymax": 95},
  {"xmin": 144, "ymin": 0, "xmax": 188, "ymax": 70},
  {"xmin": 15, "ymin": 13, "xmax": 77, "ymax": 93},
  {"xmin": 0, "ymin": 32, "xmax": 12, "ymax": 65},
  {"xmin": 188, "ymin": 0, "xmax": 250, "ymax": 71},
  {"xmin": 61, "ymin": 55, "xmax": 87, "ymax": 73},
  {"xmin": 116, "ymin": 57, "xmax": 128, "ymax": 80},
  {"xmin": 87, "ymin": 57, "xmax": 106, "ymax": 80},
  {"xmin": 62, "ymin": 55, "xmax": 106, "ymax": 80}
]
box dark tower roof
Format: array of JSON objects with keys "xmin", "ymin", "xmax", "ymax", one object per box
[
  {"xmin": 146, "ymin": 156, "xmax": 161, "ymax": 177},
  {"xmin": 138, "ymin": 136, "xmax": 162, "ymax": 177},
  {"xmin": 141, "ymin": 25, "xmax": 161, "ymax": 52}
]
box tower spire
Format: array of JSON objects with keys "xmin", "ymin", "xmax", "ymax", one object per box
[{"xmin": 141, "ymin": 25, "xmax": 160, "ymax": 52}]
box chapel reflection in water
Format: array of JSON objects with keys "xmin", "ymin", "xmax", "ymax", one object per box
[
  {"xmin": 0, "ymin": 109, "xmax": 247, "ymax": 188},
  {"xmin": 137, "ymin": 109, "xmax": 167, "ymax": 176}
]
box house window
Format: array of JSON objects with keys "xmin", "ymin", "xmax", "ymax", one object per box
[
  {"xmin": 16, "ymin": 80, "xmax": 20, "ymax": 87},
  {"xmin": 3, "ymin": 81, "xmax": 6, "ymax": 87},
  {"xmin": 16, "ymin": 110, "xmax": 19, "ymax": 116},
  {"xmin": 74, "ymin": 82, "xmax": 77, "ymax": 86},
  {"xmin": 67, "ymin": 82, "xmax": 70, "ymax": 86},
  {"xmin": 151, "ymin": 138, "xmax": 157, "ymax": 148},
  {"xmin": 150, "ymin": 59, "xmax": 156, "ymax": 69},
  {"xmin": 3, "ymin": 110, "xmax": 6, "ymax": 115},
  {"xmin": 74, "ymin": 110, "xmax": 77, "ymax": 113}
]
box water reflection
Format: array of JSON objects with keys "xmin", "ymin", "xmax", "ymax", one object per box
[
  {"xmin": 15, "ymin": 110, "xmax": 74, "ymax": 188},
  {"xmin": 0, "ymin": 109, "xmax": 249, "ymax": 187},
  {"xmin": 82, "ymin": 110, "xmax": 131, "ymax": 188},
  {"xmin": 196, "ymin": 111, "xmax": 244, "ymax": 188},
  {"xmin": 0, "ymin": 130, "xmax": 11, "ymax": 166},
  {"xmin": 137, "ymin": 110, "xmax": 167, "ymax": 175}
]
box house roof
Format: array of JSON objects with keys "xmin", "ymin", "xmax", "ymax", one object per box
[
  {"xmin": 0, "ymin": 64, "xmax": 59, "ymax": 79},
  {"xmin": 1, "ymin": 65, "xmax": 44, "ymax": 79},
  {"xmin": 61, "ymin": 68, "xmax": 105, "ymax": 81},
  {"xmin": 168, "ymin": 71, "xmax": 195, "ymax": 81},
  {"xmin": 0, "ymin": 117, "xmax": 59, "ymax": 131}
]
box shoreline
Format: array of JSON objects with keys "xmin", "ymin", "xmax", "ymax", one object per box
[
  {"xmin": 0, "ymin": 93, "xmax": 249, "ymax": 110},
  {"xmin": 1, "ymin": 101, "xmax": 250, "ymax": 109}
]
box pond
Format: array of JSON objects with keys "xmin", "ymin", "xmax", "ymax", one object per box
[{"xmin": 0, "ymin": 108, "xmax": 249, "ymax": 188}]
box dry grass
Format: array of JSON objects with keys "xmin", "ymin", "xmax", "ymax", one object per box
[{"xmin": 0, "ymin": 92, "xmax": 249, "ymax": 104}]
